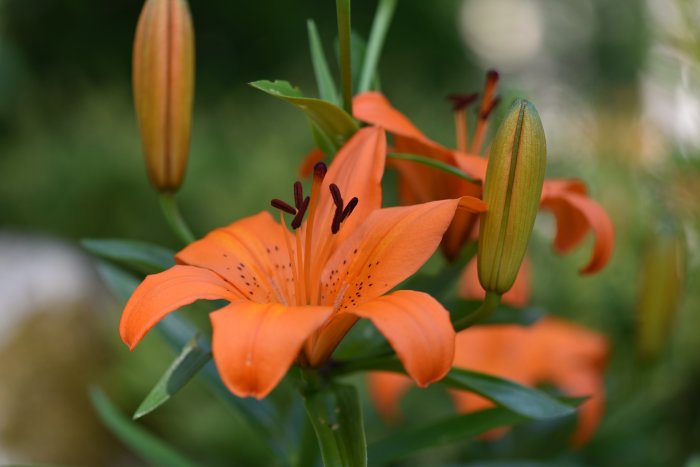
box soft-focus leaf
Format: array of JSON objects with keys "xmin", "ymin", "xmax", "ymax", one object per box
[
  {"xmin": 82, "ymin": 238, "xmax": 175, "ymax": 274},
  {"xmin": 95, "ymin": 260, "xmax": 140, "ymax": 300},
  {"xmin": 133, "ymin": 336, "xmax": 212, "ymax": 419},
  {"xmin": 250, "ymin": 80, "xmax": 358, "ymax": 151},
  {"xmin": 304, "ymin": 383, "xmax": 367, "ymax": 467},
  {"xmin": 449, "ymin": 300, "xmax": 544, "ymax": 327},
  {"xmin": 307, "ymin": 19, "xmax": 339, "ymax": 104},
  {"xmin": 368, "ymin": 407, "xmax": 527, "ymax": 464},
  {"xmin": 442, "ymin": 368, "xmax": 576, "ymax": 420},
  {"xmin": 357, "ymin": 0, "xmax": 397, "ymax": 92},
  {"xmin": 89, "ymin": 387, "xmax": 198, "ymax": 467},
  {"xmin": 350, "ymin": 31, "xmax": 367, "ymax": 94},
  {"xmin": 333, "ymin": 359, "xmax": 575, "ymax": 420}
]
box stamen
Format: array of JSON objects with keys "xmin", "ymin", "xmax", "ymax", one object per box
[
  {"xmin": 341, "ymin": 197, "xmax": 358, "ymax": 221},
  {"xmin": 294, "ymin": 181, "xmax": 304, "ymax": 208},
  {"xmin": 271, "ymin": 198, "xmax": 296, "ymax": 215},
  {"xmin": 480, "ymin": 95, "xmax": 501, "ymax": 120},
  {"xmin": 472, "ymin": 69, "xmax": 500, "ymax": 155},
  {"xmin": 304, "ymin": 162, "xmax": 327, "ymax": 305},
  {"xmin": 291, "ymin": 196, "xmax": 309, "ymax": 229},
  {"xmin": 447, "ymin": 92, "xmax": 479, "ymax": 111},
  {"xmin": 329, "ymin": 183, "xmax": 343, "ymax": 208}
]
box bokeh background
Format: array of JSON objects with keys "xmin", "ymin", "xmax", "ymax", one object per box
[{"xmin": 0, "ymin": 0, "xmax": 699, "ymax": 465}]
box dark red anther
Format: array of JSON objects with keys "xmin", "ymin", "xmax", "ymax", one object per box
[
  {"xmin": 447, "ymin": 92, "xmax": 479, "ymax": 111},
  {"xmin": 329, "ymin": 183, "xmax": 343, "ymax": 208},
  {"xmin": 291, "ymin": 196, "xmax": 310, "ymax": 229},
  {"xmin": 271, "ymin": 198, "xmax": 296, "ymax": 215},
  {"xmin": 341, "ymin": 197, "xmax": 358, "ymax": 221},
  {"xmin": 480, "ymin": 95, "xmax": 501, "ymax": 119},
  {"xmin": 485, "ymin": 69, "xmax": 499, "ymax": 87},
  {"xmin": 313, "ymin": 161, "xmax": 328, "ymax": 181},
  {"xmin": 293, "ymin": 181, "xmax": 304, "ymax": 208}
]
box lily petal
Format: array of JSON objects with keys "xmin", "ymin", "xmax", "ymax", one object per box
[
  {"xmin": 367, "ymin": 372, "xmax": 413, "ymax": 421},
  {"xmin": 176, "ymin": 212, "xmax": 296, "ymax": 304},
  {"xmin": 540, "ymin": 180, "xmax": 615, "ymax": 274},
  {"xmin": 313, "ymin": 126, "xmax": 386, "ymax": 244},
  {"xmin": 354, "ymin": 92, "xmax": 429, "ymax": 142},
  {"xmin": 120, "ymin": 265, "xmax": 238, "ymax": 349},
  {"xmin": 321, "ymin": 197, "xmax": 486, "ymax": 308},
  {"xmin": 211, "ymin": 301, "xmax": 332, "ymax": 399},
  {"xmin": 351, "ymin": 290, "xmax": 455, "ymax": 386}
]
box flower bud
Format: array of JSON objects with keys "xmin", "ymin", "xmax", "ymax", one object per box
[
  {"xmin": 636, "ymin": 224, "xmax": 686, "ymax": 360},
  {"xmin": 133, "ymin": 0, "xmax": 194, "ymax": 192},
  {"xmin": 478, "ymin": 99, "xmax": 546, "ymax": 294}
]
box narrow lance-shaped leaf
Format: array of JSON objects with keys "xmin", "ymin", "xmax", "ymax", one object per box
[
  {"xmin": 368, "ymin": 407, "xmax": 527, "ymax": 464},
  {"xmin": 307, "ymin": 19, "xmax": 340, "ymax": 104},
  {"xmin": 357, "ymin": 0, "xmax": 397, "ymax": 93},
  {"xmin": 90, "ymin": 387, "xmax": 198, "ymax": 467},
  {"xmin": 133, "ymin": 335, "xmax": 212, "ymax": 419},
  {"xmin": 250, "ymin": 80, "xmax": 358, "ymax": 151},
  {"xmin": 304, "ymin": 384, "xmax": 367, "ymax": 467},
  {"xmin": 82, "ymin": 238, "xmax": 176, "ymax": 274},
  {"xmin": 332, "ymin": 359, "xmax": 576, "ymax": 420}
]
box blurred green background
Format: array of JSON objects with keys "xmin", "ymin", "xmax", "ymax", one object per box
[{"xmin": 0, "ymin": 0, "xmax": 699, "ymax": 465}]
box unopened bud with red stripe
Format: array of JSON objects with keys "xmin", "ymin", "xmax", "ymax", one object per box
[
  {"xmin": 478, "ymin": 99, "xmax": 546, "ymax": 294},
  {"xmin": 133, "ymin": 0, "xmax": 194, "ymax": 192}
]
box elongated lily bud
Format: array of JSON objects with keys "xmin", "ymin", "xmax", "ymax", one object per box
[
  {"xmin": 133, "ymin": 0, "xmax": 194, "ymax": 192},
  {"xmin": 478, "ymin": 99, "xmax": 546, "ymax": 294},
  {"xmin": 636, "ymin": 225, "xmax": 686, "ymax": 360}
]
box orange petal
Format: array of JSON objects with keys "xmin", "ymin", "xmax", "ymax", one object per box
[
  {"xmin": 459, "ymin": 257, "xmax": 532, "ymax": 308},
  {"xmin": 353, "ymin": 92, "xmax": 429, "ymax": 143},
  {"xmin": 313, "ymin": 126, "xmax": 386, "ymax": 245},
  {"xmin": 540, "ymin": 180, "xmax": 615, "ymax": 274},
  {"xmin": 210, "ymin": 301, "xmax": 332, "ymax": 399},
  {"xmin": 176, "ymin": 211, "xmax": 296, "ymax": 304},
  {"xmin": 367, "ymin": 372, "xmax": 413, "ymax": 422},
  {"xmin": 299, "ymin": 148, "xmax": 326, "ymax": 178},
  {"xmin": 350, "ymin": 290, "xmax": 455, "ymax": 386},
  {"xmin": 120, "ymin": 265, "xmax": 238, "ymax": 349},
  {"xmin": 321, "ymin": 197, "xmax": 486, "ymax": 307}
]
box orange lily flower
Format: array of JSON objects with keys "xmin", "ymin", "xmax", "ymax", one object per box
[
  {"xmin": 351, "ymin": 73, "xmax": 614, "ymax": 277},
  {"xmin": 120, "ymin": 127, "xmax": 487, "ymax": 399},
  {"xmin": 369, "ymin": 316, "xmax": 608, "ymax": 446}
]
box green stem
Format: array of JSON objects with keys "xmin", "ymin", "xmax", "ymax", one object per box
[
  {"xmin": 159, "ymin": 193, "xmax": 196, "ymax": 245},
  {"xmin": 453, "ymin": 291, "xmax": 501, "ymax": 332},
  {"xmin": 336, "ymin": 0, "xmax": 353, "ymax": 114},
  {"xmin": 388, "ymin": 152, "xmax": 479, "ymax": 183},
  {"xmin": 358, "ymin": 0, "xmax": 398, "ymax": 92}
]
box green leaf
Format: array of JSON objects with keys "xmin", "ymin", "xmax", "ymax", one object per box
[
  {"xmin": 307, "ymin": 19, "xmax": 339, "ymax": 104},
  {"xmin": 358, "ymin": 0, "xmax": 397, "ymax": 93},
  {"xmin": 335, "ymin": 0, "xmax": 353, "ymax": 114},
  {"xmin": 388, "ymin": 152, "xmax": 478, "ymax": 183},
  {"xmin": 368, "ymin": 407, "xmax": 527, "ymax": 464},
  {"xmin": 442, "ymin": 368, "xmax": 576, "ymax": 420},
  {"xmin": 82, "ymin": 238, "xmax": 175, "ymax": 274},
  {"xmin": 95, "ymin": 260, "xmax": 140, "ymax": 300},
  {"xmin": 89, "ymin": 387, "xmax": 198, "ymax": 467},
  {"xmin": 331, "ymin": 359, "xmax": 575, "ymax": 421},
  {"xmin": 350, "ymin": 31, "xmax": 367, "ymax": 94},
  {"xmin": 250, "ymin": 80, "xmax": 358, "ymax": 151},
  {"xmin": 449, "ymin": 300, "xmax": 544, "ymax": 327},
  {"xmin": 133, "ymin": 336, "xmax": 212, "ymax": 419},
  {"xmin": 304, "ymin": 383, "xmax": 367, "ymax": 467}
]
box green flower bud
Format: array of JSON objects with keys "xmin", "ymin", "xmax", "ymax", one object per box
[
  {"xmin": 133, "ymin": 0, "xmax": 195, "ymax": 192},
  {"xmin": 636, "ymin": 224, "xmax": 686, "ymax": 360},
  {"xmin": 478, "ymin": 99, "xmax": 546, "ymax": 294}
]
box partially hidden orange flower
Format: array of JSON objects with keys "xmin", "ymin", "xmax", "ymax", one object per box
[
  {"xmin": 369, "ymin": 315, "xmax": 608, "ymax": 446},
  {"xmin": 351, "ymin": 72, "xmax": 615, "ymax": 277},
  {"xmin": 120, "ymin": 127, "xmax": 487, "ymax": 399}
]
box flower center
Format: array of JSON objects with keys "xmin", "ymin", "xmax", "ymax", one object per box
[{"xmin": 270, "ymin": 162, "xmax": 359, "ymax": 306}]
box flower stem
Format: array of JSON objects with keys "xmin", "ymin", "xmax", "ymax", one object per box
[
  {"xmin": 453, "ymin": 291, "xmax": 501, "ymax": 332},
  {"xmin": 336, "ymin": 0, "xmax": 353, "ymax": 115},
  {"xmin": 159, "ymin": 193, "xmax": 196, "ymax": 245},
  {"xmin": 358, "ymin": 0, "xmax": 397, "ymax": 93}
]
